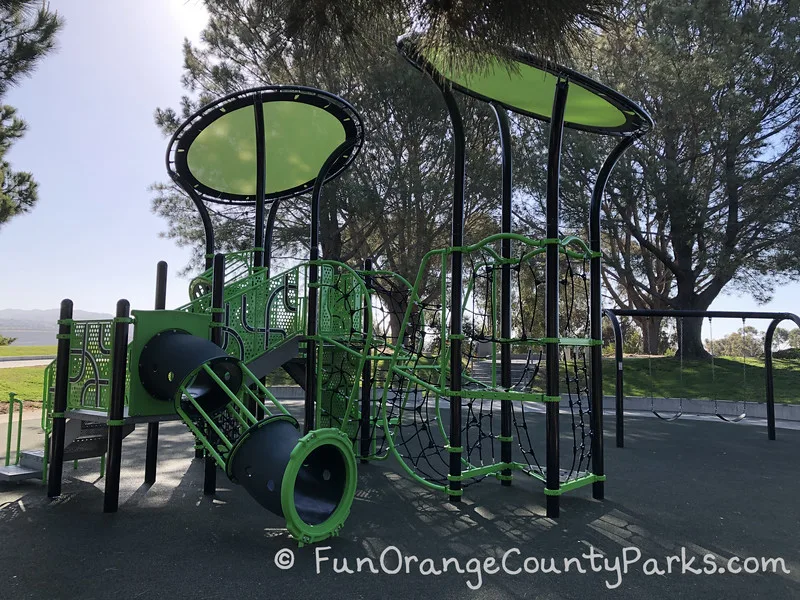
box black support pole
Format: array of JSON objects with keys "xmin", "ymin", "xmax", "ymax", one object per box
[
  {"xmin": 204, "ymin": 254, "xmax": 226, "ymax": 495},
  {"xmin": 765, "ymin": 319, "xmax": 780, "ymax": 441},
  {"xmin": 305, "ymin": 141, "xmax": 355, "ymax": 434},
  {"xmin": 360, "ymin": 258, "xmax": 373, "ymax": 463},
  {"xmin": 47, "ymin": 299, "xmax": 73, "ymax": 498},
  {"xmin": 194, "ymin": 189, "xmax": 214, "ymax": 458},
  {"xmin": 264, "ymin": 199, "xmax": 281, "ymax": 276},
  {"xmin": 589, "ymin": 135, "xmax": 638, "ymax": 497},
  {"xmin": 764, "ymin": 315, "xmax": 800, "ymax": 440},
  {"xmin": 545, "ymin": 80, "xmax": 569, "ymax": 519},
  {"xmin": 179, "ymin": 182, "xmax": 215, "ymax": 459},
  {"xmin": 104, "ymin": 299, "xmax": 131, "ymax": 513},
  {"xmin": 491, "ymin": 103, "xmax": 513, "ymax": 487},
  {"xmin": 603, "ymin": 309, "xmax": 625, "ymax": 448},
  {"xmin": 145, "ymin": 261, "xmax": 168, "ymax": 485},
  {"xmin": 439, "ymin": 86, "xmax": 466, "ymax": 504},
  {"xmin": 187, "ymin": 188, "xmax": 215, "ymax": 271},
  {"xmin": 253, "ymin": 97, "xmax": 267, "ymax": 269}
]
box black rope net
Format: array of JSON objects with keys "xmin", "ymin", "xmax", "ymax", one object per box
[
  {"xmin": 369, "ymin": 238, "xmax": 596, "ymax": 489},
  {"xmin": 315, "ymin": 265, "xmax": 370, "ymax": 441}
]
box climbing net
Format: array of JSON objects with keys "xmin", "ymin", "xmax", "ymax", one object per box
[
  {"xmin": 373, "ymin": 235, "xmax": 597, "ymax": 490},
  {"xmin": 313, "ymin": 263, "xmax": 372, "ymax": 440}
]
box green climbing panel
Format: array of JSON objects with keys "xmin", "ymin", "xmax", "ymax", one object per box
[
  {"xmin": 126, "ymin": 310, "xmax": 214, "ymax": 417},
  {"xmin": 65, "ymin": 320, "xmax": 115, "ymax": 411}
]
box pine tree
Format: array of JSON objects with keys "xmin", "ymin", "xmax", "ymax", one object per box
[
  {"xmin": 517, "ymin": 0, "xmax": 800, "ymax": 358},
  {"xmin": 0, "ymin": 1, "xmax": 63, "ymax": 231}
]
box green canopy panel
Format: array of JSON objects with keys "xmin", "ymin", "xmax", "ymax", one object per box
[
  {"xmin": 397, "ymin": 34, "xmax": 652, "ymax": 136},
  {"xmin": 168, "ymin": 87, "xmax": 363, "ymax": 204}
]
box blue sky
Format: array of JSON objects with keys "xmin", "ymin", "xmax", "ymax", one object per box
[
  {"xmin": 0, "ymin": 0, "xmax": 207, "ymax": 314},
  {"xmin": 0, "ymin": 0, "xmax": 795, "ymax": 338}
]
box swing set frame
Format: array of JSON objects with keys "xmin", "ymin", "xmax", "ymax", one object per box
[{"xmin": 603, "ymin": 308, "xmax": 800, "ymax": 447}]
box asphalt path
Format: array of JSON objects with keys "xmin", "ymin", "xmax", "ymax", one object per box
[{"xmin": 1, "ymin": 414, "xmax": 798, "ymax": 599}]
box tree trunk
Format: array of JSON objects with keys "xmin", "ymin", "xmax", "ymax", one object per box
[
  {"xmin": 677, "ymin": 316, "xmax": 710, "ymax": 359},
  {"xmin": 633, "ymin": 316, "xmax": 663, "ymax": 354}
]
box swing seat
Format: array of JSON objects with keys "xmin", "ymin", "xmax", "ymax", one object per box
[
  {"xmin": 652, "ymin": 409, "xmax": 682, "ymax": 422},
  {"xmin": 715, "ymin": 411, "xmax": 747, "ymax": 423}
]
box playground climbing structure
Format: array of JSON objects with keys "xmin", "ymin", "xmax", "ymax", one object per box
[{"xmin": 6, "ymin": 33, "xmax": 652, "ymax": 539}]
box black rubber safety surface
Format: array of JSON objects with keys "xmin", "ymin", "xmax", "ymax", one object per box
[{"xmin": 1, "ymin": 412, "xmax": 798, "ymax": 599}]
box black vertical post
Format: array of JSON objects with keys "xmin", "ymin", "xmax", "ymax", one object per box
[
  {"xmin": 104, "ymin": 299, "xmax": 131, "ymax": 513},
  {"xmin": 589, "ymin": 136, "xmax": 638, "ymax": 493},
  {"xmin": 306, "ymin": 266, "xmax": 319, "ymax": 434},
  {"xmin": 186, "ymin": 188, "xmax": 215, "ymax": 271},
  {"xmin": 603, "ymin": 310, "xmax": 625, "ymax": 448},
  {"xmin": 545, "ymin": 80, "xmax": 569, "ymax": 518},
  {"xmin": 764, "ymin": 319, "xmax": 780, "ymax": 441},
  {"xmin": 360, "ymin": 258, "xmax": 373, "ymax": 463},
  {"xmin": 305, "ymin": 141, "xmax": 353, "ymax": 434},
  {"xmin": 264, "ymin": 199, "xmax": 281, "ymax": 276},
  {"xmin": 174, "ymin": 177, "xmax": 217, "ymax": 458},
  {"xmin": 204, "ymin": 254, "xmax": 226, "ymax": 495},
  {"xmin": 190, "ymin": 188, "xmax": 215, "ymax": 457},
  {"xmin": 144, "ymin": 261, "xmax": 168, "ymax": 484},
  {"xmin": 491, "ymin": 103, "xmax": 513, "ymax": 487},
  {"xmin": 253, "ymin": 97, "xmax": 267, "ymax": 269},
  {"xmin": 47, "ymin": 299, "xmax": 73, "ymax": 498},
  {"xmin": 440, "ymin": 87, "xmax": 466, "ymax": 504}
]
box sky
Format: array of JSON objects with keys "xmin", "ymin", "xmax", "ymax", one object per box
[{"xmin": 0, "ymin": 0, "xmax": 795, "ymax": 339}]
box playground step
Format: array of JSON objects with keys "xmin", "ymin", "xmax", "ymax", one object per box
[
  {"xmin": 0, "ymin": 464, "xmax": 41, "ymax": 482},
  {"xmin": 19, "ymin": 449, "xmax": 45, "ymax": 470},
  {"xmin": 63, "ymin": 422, "xmax": 135, "ymax": 460}
]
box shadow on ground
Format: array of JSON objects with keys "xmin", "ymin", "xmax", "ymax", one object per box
[{"xmin": 1, "ymin": 417, "xmax": 798, "ymax": 599}]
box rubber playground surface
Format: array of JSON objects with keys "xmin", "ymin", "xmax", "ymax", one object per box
[{"xmin": 1, "ymin": 408, "xmax": 798, "ymax": 600}]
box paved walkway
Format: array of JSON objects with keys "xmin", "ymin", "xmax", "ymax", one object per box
[
  {"xmin": 0, "ymin": 359, "xmax": 52, "ymax": 369},
  {"xmin": 1, "ymin": 414, "xmax": 798, "ymax": 599}
]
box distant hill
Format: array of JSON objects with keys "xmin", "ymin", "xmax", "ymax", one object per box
[{"xmin": 0, "ymin": 309, "xmax": 113, "ymax": 346}]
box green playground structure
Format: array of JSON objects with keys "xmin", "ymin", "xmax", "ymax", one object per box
[{"xmin": 0, "ymin": 33, "xmax": 652, "ymax": 545}]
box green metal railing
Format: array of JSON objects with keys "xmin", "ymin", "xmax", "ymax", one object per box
[
  {"xmin": 175, "ymin": 361, "xmax": 292, "ymax": 468},
  {"xmin": 376, "ymin": 233, "xmax": 598, "ymax": 491},
  {"xmin": 4, "ymin": 392, "xmax": 23, "ymax": 467}
]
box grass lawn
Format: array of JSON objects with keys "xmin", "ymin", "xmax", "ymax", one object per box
[
  {"xmin": 0, "ymin": 365, "xmax": 47, "ymax": 404},
  {"xmin": 2, "ymin": 354, "xmax": 799, "ymax": 410},
  {"xmin": 0, "ymin": 345, "xmax": 57, "ymax": 357},
  {"xmin": 603, "ymin": 355, "xmax": 800, "ymax": 404}
]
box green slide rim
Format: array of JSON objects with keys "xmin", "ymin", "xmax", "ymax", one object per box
[{"xmin": 281, "ymin": 427, "xmax": 358, "ymax": 545}]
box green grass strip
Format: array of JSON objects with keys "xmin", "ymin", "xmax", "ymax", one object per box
[{"xmin": 0, "ymin": 345, "xmax": 57, "ymax": 358}]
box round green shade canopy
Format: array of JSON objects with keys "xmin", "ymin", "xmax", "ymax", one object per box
[
  {"xmin": 398, "ymin": 35, "xmax": 652, "ymax": 135},
  {"xmin": 168, "ymin": 87, "xmax": 363, "ymax": 204}
]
